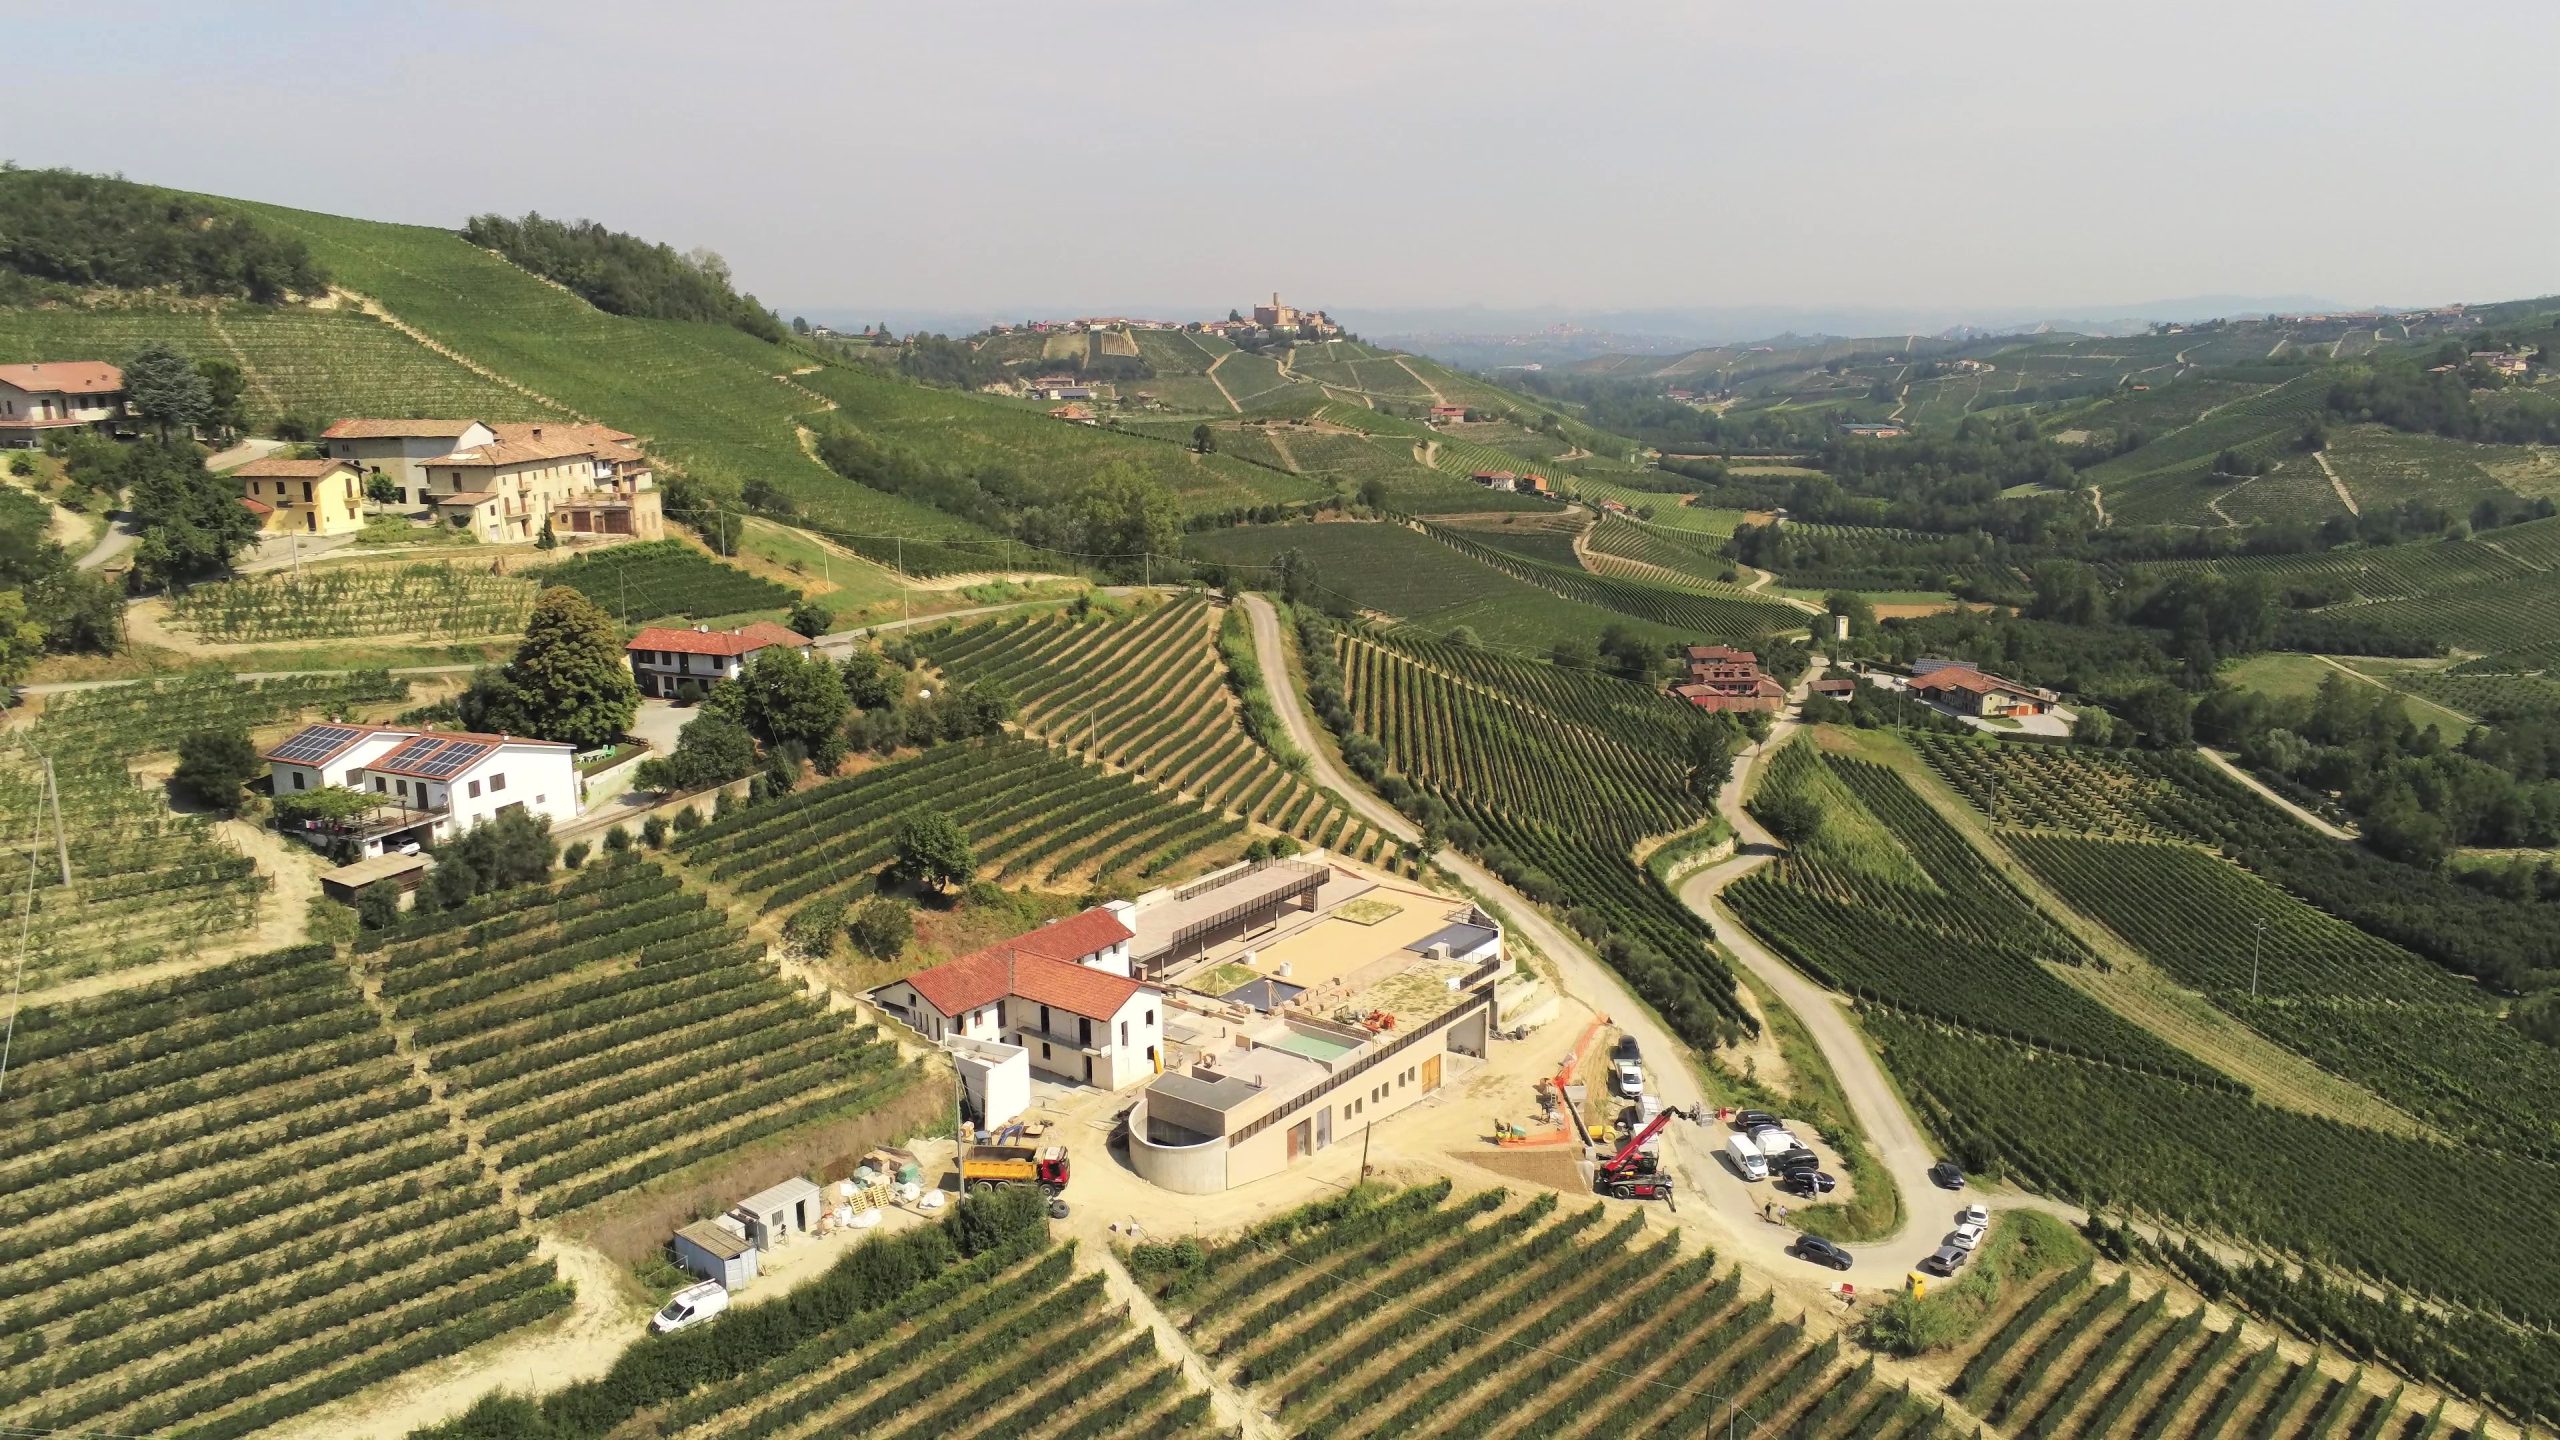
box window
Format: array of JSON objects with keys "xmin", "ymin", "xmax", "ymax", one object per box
[
  {"xmin": 1041, "ymin": 1042, "xmax": 1051, "ymax": 1060},
  {"xmin": 1039, "ymin": 1004, "xmax": 1052, "ymax": 1034},
  {"xmin": 291, "ymin": 771, "xmax": 307, "ymax": 791},
  {"xmin": 373, "ymin": 776, "xmax": 386, "ymax": 793},
  {"xmin": 468, "ymin": 779, "xmax": 481, "ymax": 798},
  {"xmin": 1078, "ymin": 1017, "xmax": 1092, "ymax": 1047},
  {"xmin": 1119, "ymin": 1020, "xmax": 1129, "ymax": 1047},
  {"xmin": 301, "ymin": 481, "xmax": 313, "ymax": 503},
  {"xmin": 489, "ymin": 773, "xmax": 505, "ymax": 792},
  {"xmin": 1144, "ymin": 1008, "xmax": 1155, "ymax": 1026}
]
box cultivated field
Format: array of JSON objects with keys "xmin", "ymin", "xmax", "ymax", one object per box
[
  {"xmin": 526, "ymin": 539, "xmax": 799, "ymax": 624},
  {"xmin": 167, "ymin": 562, "xmax": 537, "ymax": 643}
]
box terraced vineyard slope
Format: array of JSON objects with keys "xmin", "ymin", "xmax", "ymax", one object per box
[
  {"xmin": 913, "ymin": 596, "xmax": 1396, "ymax": 866},
  {"xmin": 0, "ymin": 945, "xmax": 568, "ymax": 1439},
  {"xmin": 167, "ymin": 562, "xmax": 538, "ymax": 643}
]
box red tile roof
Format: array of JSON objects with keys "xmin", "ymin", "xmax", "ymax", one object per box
[
  {"xmin": 425, "ymin": 436, "xmax": 606, "ymax": 467},
  {"xmin": 0, "ymin": 362, "xmax": 122, "ymax": 395},
  {"xmin": 1910, "ymin": 669, "xmax": 2037, "ymax": 698},
  {"xmin": 903, "ymin": 908, "xmax": 1144, "ymax": 1020},
  {"xmin": 238, "ymin": 496, "xmax": 273, "ymax": 516},
  {"xmin": 321, "ymin": 418, "xmax": 484, "ymax": 439},
  {"xmin": 626, "ymin": 621, "xmax": 812, "ymax": 658},
  {"xmin": 234, "ymin": 457, "xmax": 355, "ymax": 478}
]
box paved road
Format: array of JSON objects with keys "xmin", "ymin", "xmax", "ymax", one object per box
[{"xmin": 76, "ymin": 438, "xmax": 287, "ymax": 572}]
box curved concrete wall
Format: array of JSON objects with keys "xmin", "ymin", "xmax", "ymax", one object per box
[{"xmin": 1126, "ymin": 1098, "xmax": 1229, "ymax": 1195}]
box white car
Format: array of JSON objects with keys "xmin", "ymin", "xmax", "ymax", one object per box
[
  {"xmin": 1613, "ymin": 1058, "xmax": 1645, "ymax": 1097},
  {"xmin": 1958, "ymin": 1204, "xmax": 1989, "ymax": 1229},
  {"xmin": 1948, "ymin": 1220, "xmax": 1987, "ymax": 1252},
  {"xmin": 651, "ymin": 1280, "xmax": 729, "ymax": 1334}
]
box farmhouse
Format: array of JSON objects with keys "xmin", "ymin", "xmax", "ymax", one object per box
[
  {"xmin": 233, "ymin": 457, "xmax": 367, "ymax": 536},
  {"xmin": 626, "ymin": 621, "xmax": 814, "ymax": 698},
  {"xmin": 1047, "ymin": 403, "xmax": 1098, "ymax": 424},
  {"xmin": 261, "ymin": 722, "xmax": 581, "ymax": 856},
  {"xmin": 2471, "ymin": 350, "xmax": 2530, "ymax": 377},
  {"xmin": 871, "ymin": 905, "xmax": 1163, "ymax": 1090},
  {"xmin": 1907, "ymin": 659, "xmax": 2051, "ymax": 718},
  {"xmin": 323, "ymin": 417, "xmax": 663, "ymax": 542},
  {"xmin": 1840, "ymin": 422, "xmax": 1907, "ymax": 438},
  {"xmin": 0, "ymin": 362, "xmax": 125, "ymax": 447},
  {"xmin": 1427, "ymin": 404, "xmax": 1468, "ymax": 423},
  {"xmin": 1125, "ymin": 864, "xmax": 1499, "ymax": 1194},
  {"xmin": 1470, "ymin": 469, "xmax": 1518, "ymax": 491},
  {"xmin": 1671, "ymin": 644, "xmax": 1785, "ymax": 714}
]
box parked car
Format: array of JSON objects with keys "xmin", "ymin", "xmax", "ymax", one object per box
[
  {"xmin": 1779, "ymin": 1170, "xmax": 1837, "ymax": 1197},
  {"xmin": 1920, "ymin": 1244, "xmax": 1968, "ymax": 1277},
  {"xmin": 1613, "ymin": 1035, "xmax": 1643, "ymax": 1064},
  {"xmin": 1958, "ymin": 1204, "xmax": 1989, "ymax": 1228},
  {"xmin": 1724, "ymin": 1135, "xmax": 1768, "ymax": 1181},
  {"xmin": 651, "ymin": 1280, "xmax": 729, "ymax": 1334},
  {"xmin": 1733, "ymin": 1109, "xmax": 1779, "ymax": 1131},
  {"xmin": 1613, "ymin": 1057, "xmax": 1645, "ymax": 1097},
  {"xmin": 1771, "ymin": 1148, "xmax": 1822, "ymax": 1176},
  {"xmin": 1929, "ymin": 1160, "xmax": 1966, "ymax": 1191},
  {"xmin": 1948, "ymin": 1220, "xmax": 1987, "ymax": 1251},
  {"xmin": 1792, "ymin": 1237, "xmax": 1854, "ymax": 1272}
]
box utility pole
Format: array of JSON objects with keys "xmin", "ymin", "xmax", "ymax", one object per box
[
  {"xmin": 41, "ymin": 756, "xmax": 67, "ymax": 888},
  {"xmin": 1358, "ymin": 1117, "xmax": 1371, "ymax": 1184},
  {"xmin": 2249, "ymin": 917, "xmax": 2267, "ymax": 998},
  {"xmin": 897, "ymin": 537, "xmax": 908, "ymax": 625}
]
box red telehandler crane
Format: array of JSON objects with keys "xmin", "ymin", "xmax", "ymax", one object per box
[{"xmin": 1593, "ymin": 1105, "xmax": 1699, "ymax": 1201}]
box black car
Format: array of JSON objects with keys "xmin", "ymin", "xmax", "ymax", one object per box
[
  {"xmin": 1780, "ymin": 1170, "xmax": 1837, "ymax": 1197},
  {"xmin": 1771, "ymin": 1148, "xmax": 1822, "ymax": 1176},
  {"xmin": 1613, "ymin": 1035, "xmax": 1643, "ymax": 1063},
  {"xmin": 1930, "ymin": 1160, "xmax": 1966, "ymax": 1191},
  {"xmin": 1793, "ymin": 1237, "xmax": 1854, "ymax": 1271},
  {"xmin": 1733, "ymin": 1109, "xmax": 1779, "ymax": 1131}
]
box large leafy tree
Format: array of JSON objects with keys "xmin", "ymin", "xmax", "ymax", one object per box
[
  {"xmin": 887, "ymin": 807, "xmax": 975, "ymax": 893},
  {"xmin": 124, "ymin": 438, "xmax": 259, "ymax": 586},
  {"xmin": 123, "ymin": 342, "xmax": 212, "ymax": 437},
  {"xmin": 173, "ymin": 725, "xmax": 261, "ymax": 814},
  {"xmin": 741, "ymin": 645, "xmax": 849, "ymax": 762},
  {"xmin": 461, "ymin": 586, "xmax": 639, "ymax": 748}
]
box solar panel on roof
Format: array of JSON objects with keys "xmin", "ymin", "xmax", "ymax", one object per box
[
  {"xmin": 417, "ymin": 740, "xmax": 492, "ymax": 779},
  {"xmin": 270, "ymin": 724, "xmax": 362, "ymax": 765}
]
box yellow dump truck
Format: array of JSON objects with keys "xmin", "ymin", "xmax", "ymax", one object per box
[{"xmin": 958, "ymin": 1143, "xmax": 1070, "ymax": 1195}]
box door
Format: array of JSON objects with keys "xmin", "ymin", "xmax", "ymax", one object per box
[
  {"xmin": 1287, "ymin": 1119, "xmax": 1310, "ymax": 1162},
  {"xmin": 1422, "ymin": 1054, "xmax": 1442, "ymax": 1094},
  {"xmin": 1316, "ymin": 1107, "xmax": 1332, "ymax": 1151}
]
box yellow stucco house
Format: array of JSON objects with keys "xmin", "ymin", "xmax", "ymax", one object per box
[{"xmin": 237, "ymin": 457, "xmax": 367, "ymax": 537}]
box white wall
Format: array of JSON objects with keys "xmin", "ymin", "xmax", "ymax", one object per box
[{"xmin": 445, "ymin": 744, "xmax": 580, "ymax": 832}]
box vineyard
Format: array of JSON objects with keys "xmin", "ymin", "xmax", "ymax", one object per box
[
  {"xmin": 526, "ymin": 539, "xmax": 799, "ymax": 623},
  {"xmin": 1131, "ymin": 1182, "xmax": 1953, "ymax": 1440},
  {"xmin": 1415, "ymin": 519, "xmax": 1802, "ymax": 645},
  {"xmin": 1872, "ymin": 1013, "xmax": 2560, "ymax": 1390},
  {"xmin": 0, "ymin": 944, "xmax": 567, "ymax": 1439},
  {"xmin": 1724, "ymin": 744, "xmax": 2213, "ymax": 1079},
  {"xmin": 0, "ymin": 299, "xmax": 551, "ymax": 424},
  {"xmin": 1936, "ymin": 1258, "xmax": 2458, "ymax": 1440},
  {"xmin": 217, "ymin": 197, "xmax": 993, "ymax": 547},
  {"xmin": 911, "ymin": 597, "xmax": 1397, "ymax": 866},
  {"xmin": 1582, "ymin": 513, "xmax": 1764, "ymax": 592},
  {"xmin": 8, "ymin": 671, "xmax": 410, "ymax": 986},
  {"xmin": 167, "ymin": 562, "xmax": 537, "ymax": 642},
  {"xmin": 1907, "ymin": 735, "xmax": 2560, "ymax": 995},
  {"xmin": 2375, "ymin": 665, "xmax": 2560, "ymax": 719},
  {"xmin": 357, "ymin": 858, "xmax": 920, "ymax": 1217},
  {"xmin": 679, "ymin": 735, "xmax": 1244, "ymax": 911},
  {"xmin": 1328, "ymin": 625, "xmax": 1754, "ymax": 1045}
]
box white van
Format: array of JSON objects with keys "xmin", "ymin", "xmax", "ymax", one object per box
[
  {"xmin": 652, "ymin": 1280, "xmax": 729, "ymax": 1334},
  {"xmin": 1753, "ymin": 1128, "xmax": 1799, "ymax": 1159},
  {"xmin": 1724, "ymin": 1134, "xmax": 1768, "ymax": 1180}
]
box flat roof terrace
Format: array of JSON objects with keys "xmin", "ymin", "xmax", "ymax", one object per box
[{"xmin": 1129, "ymin": 859, "xmax": 1329, "ymax": 965}]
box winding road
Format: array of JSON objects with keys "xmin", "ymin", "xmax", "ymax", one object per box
[{"xmin": 1238, "ymin": 595, "xmax": 1998, "ymax": 1276}]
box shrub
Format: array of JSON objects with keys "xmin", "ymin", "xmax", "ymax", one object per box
[
  {"xmin": 562, "ymin": 840, "xmax": 591, "ymax": 870},
  {"xmin": 847, "ymin": 897, "xmax": 913, "ymax": 961},
  {"xmin": 672, "ymin": 806, "xmax": 704, "ymax": 836},
  {"xmin": 782, "ymin": 897, "xmax": 848, "ymax": 958},
  {"xmin": 172, "ymin": 726, "xmax": 262, "ymax": 815},
  {"xmin": 641, "ymin": 815, "xmax": 670, "ymax": 849},
  {"xmin": 355, "ymin": 884, "xmax": 401, "ymax": 931},
  {"xmin": 604, "ymin": 826, "xmax": 633, "ymax": 855}
]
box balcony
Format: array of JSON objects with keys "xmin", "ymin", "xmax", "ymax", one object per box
[{"xmin": 282, "ymin": 801, "xmax": 448, "ymax": 848}]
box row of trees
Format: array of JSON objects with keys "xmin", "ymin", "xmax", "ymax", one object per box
[
  {"xmin": 809, "ymin": 434, "xmax": 1184, "ymax": 582},
  {"xmin": 460, "ymin": 211, "xmax": 784, "ymax": 341}
]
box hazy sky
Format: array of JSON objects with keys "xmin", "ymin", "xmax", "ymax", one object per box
[{"xmin": 10, "ymin": 1, "xmax": 2555, "ymax": 320}]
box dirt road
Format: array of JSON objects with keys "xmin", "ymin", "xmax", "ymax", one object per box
[{"xmin": 2197, "ymin": 747, "xmax": 2355, "ymax": 840}]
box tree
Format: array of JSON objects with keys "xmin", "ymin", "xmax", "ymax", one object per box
[
  {"xmin": 633, "ymin": 711, "xmax": 757, "ymax": 793},
  {"xmin": 355, "ymin": 883, "xmax": 401, "ymax": 931},
  {"xmin": 792, "ymin": 315, "xmax": 811, "ymax": 335},
  {"xmin": 787, "ymin": 598, "xmax": 834, "ymax": 638},
  {"xmin": 1192, "ymin": 423, "xmax": 1216, "ymax": 455},
  {"xmin": 1051, "ymin": 463, "xmax": 1180, "ymax": 580},
  {"xmin": 535, "ymin": 515, "xmax": 558, "ymax": 550},
  {"xmin": 196, "ymin": 358, "xmax": 249, "ymax": 439},
  {"xmin": 0, "ymin": 590, "xmax": 42, "ymax": 688},
  {"xmin": 173, "ymin": 725, "xmax": 261, "ymax": 814},
  {"xmin": 366, "ymin": 474, "xmax": 401, "ymax": 505},
  {"xmin": 847, "ymin": 896, "xmax": 913, "ymax": 961},
  {"xmin": 123, "ymin": 342, "xmax": 212, "ymax": 437},
  {"xmin": 888, "ymin": 807, "xmax": 976, "ymax": 893},
  {"xmin": 840, "ymin": 644, "xmax": 900, "ymax": 709},
  {"xmin": 1683, "ymin": 718, "xmax": 1739, "ymax": 804},
  {"xmin": 1357, "ymin": 476, "xmax": 1392, "ymax": 512},
  {"xmin": 122, "ymin": 438, "xmax": 260, "ymax": 585},
  {"xmin": 461, "ymin": 586, "xmax": 639, "ymax": 749},
  {"xmin": 741, "ymin": 645, "xmax": 850, "ymax": 764},
  {"xmin": 447, "ymin": 808, "xmax": 556, "ymax": 891},
  {"xmin": 783, "ymin": 897, "xmax": 847, "ymax": 957},
  {"xmin": 1823, "ymin": 590, "xmax": 1876, "ymax": 636},
  {"xmin": 1755, "ymin": 788, "xmax": 1825, "ymax": 846}
]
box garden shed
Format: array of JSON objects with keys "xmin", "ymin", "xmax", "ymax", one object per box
[
  {"xmin": 318, "ymin": 852, "xmax": 433, "ymax": 903},
  {"xmin": 672, "ymin": 1219, "xmax": 758, "ymax": 1290},
  {"xmin": 732, "ymin": 1176, "xmax": 822, "ymax": 1251}
]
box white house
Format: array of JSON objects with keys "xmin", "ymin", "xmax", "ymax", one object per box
[
  {"xmin": 0, "ymin": 362, "xmax": 125, "ymax": 448},
  {"xmin": 322, "ymin": 418, "xmax": 661, "ymax": 540},
  {"xmin": 626, "ymin": 622, "xmax": 815, "ymax": 699},
  {"xmin": 321, "ymin": 419, "xmax": 496, "ymax": 505},
  {"xmin": 262, "ymin": 722, "xmax": 580, "ymax": 855},
  {"xmin": 872, "ymin": 906, "xmax": 1161, "ymax": 1088}
]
